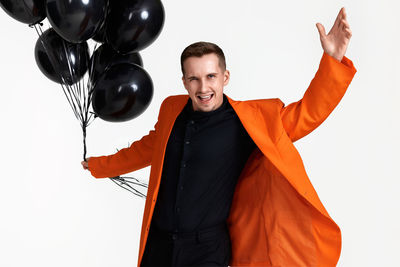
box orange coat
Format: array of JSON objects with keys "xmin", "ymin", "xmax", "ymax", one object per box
[{"xmin": 88, "ymin": 51, "xmax": 357, "ymax": 266}]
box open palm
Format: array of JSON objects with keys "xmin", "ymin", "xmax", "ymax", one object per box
[{"xmin": 316, "ymin": 7, "xmax": 352, "ymax": 62}]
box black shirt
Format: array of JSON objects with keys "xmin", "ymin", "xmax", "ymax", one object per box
[{"xmin": 151, "ymin": 94, "xmax": 256, "ymax": 233}]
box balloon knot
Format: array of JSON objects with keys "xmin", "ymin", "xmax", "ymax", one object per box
[{"xmin": 28, "ymin": 22, "xmax": 43, "ymax": 28}]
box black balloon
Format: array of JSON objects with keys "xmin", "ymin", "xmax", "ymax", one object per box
[
  {"xmin": 92, "ymin": 21, "xmax": 107, "ymax": 43},
  {"xmin": 89, "ymin": 43, "xmax": 143, "ymax": 86},
  {"xmin": 0, "ymin": 0, "xmax": 46, "ymax": 24},
  {"xmin": 106, "ymin": 0, "xmax": 165, "ymax": 54},
  {"xmin": 91, "ymin": 2, "xmax": 111, "ymax": 43},
  {"xmin": 92, "ymin": 63, "xmax": 153, "ymax": 122},
  {"xmin": 46, "ymin": 0, "xmax": 107, "ymax": 43},
  {"xmin": 34, "ymin": 28, "xmax": 90, "ymax": 85}
]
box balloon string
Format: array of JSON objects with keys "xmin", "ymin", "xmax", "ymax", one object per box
[
  {"xmin": 32, "ymin": 24, "xmax": 81, "ymax": 121},
  {"xmin": 83, "ymin": 125, "xmax": 87, "ymax": 161},
  {"xmin": 83, "ymin": 43, "xmax": 98, "ymax": 126},
  {"xmin": 61, "ymin": 40, "xmax": 85, "ymax": 123},
  {"xmin": 109, "ymin": 176, "xmax": 147, "ymax": 198}
]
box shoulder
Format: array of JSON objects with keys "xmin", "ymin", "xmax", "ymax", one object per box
[
  {"xmin": 162, "ymin": 94, "xmax": 189, "ymax": 104},
  {"xmin": 228, "ymin": 96, "xmax": 284, "ymax": 110},
  {"xmin": 246, "ymin": 97, "xmax": 284, "ymax": 106},
  {"xmin": 155, "ymin": 94, "xmax": 189, "ymax": 114},
  {"xmin": 161, "ymin": 94, "xmax": 189, "ymax": 108}
]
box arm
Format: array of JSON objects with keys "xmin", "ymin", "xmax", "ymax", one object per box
[
  {"xmin": 87, "ymin": 121, "xmax": 158, "ymax": 178},
  {"xmin": 86, "ymin": 99, "xmax": 167, "ymax": 178},
  {"xmin": 279, "ymin": 52, "xmax": 356, "ymax": 142},
  {"xmin": 280, "ymin": 7, "xmax": 357, "ymax": 142}
]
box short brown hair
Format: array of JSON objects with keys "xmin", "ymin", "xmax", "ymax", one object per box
[{"xmin": 180, "ymin": 41, "xmax": 226, "ymax": 76}]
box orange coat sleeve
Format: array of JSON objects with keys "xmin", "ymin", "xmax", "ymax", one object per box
[
  {"xmin": 87, "ymin": 100, "xmax": 166, "ymax": 178},
  {"xmin": 279, "ymin": 51, "xmax": 357, "ymax": 142}
]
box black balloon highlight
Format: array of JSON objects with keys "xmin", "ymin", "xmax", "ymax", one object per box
[
  {"xmin": 89, "ymin": 43, "xmax": 143, "ymax": 86},
  {"xmin": 0, "ymin": 0, "xmax": 46, "ymax": 25},
  {"xmin": 106, "ymin": 0, "xmax": 165, "ymax": 54},
  {"xmin": 34, "ymin": 28, "xmax": 90, "ymax": 85},
  {"xmin": 46, "ymin": 0, "xmax": 107, "ymax": 43},
  {"xmin": 92, "ymin": 63, "xmax": 153, "ymax": 122}
]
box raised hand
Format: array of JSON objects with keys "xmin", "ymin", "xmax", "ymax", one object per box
[{"xmin": 316, "ymin": 7, "xmax": 352, "ymax": 62}]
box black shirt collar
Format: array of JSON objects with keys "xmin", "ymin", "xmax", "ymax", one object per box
[{"xmin": 185, "ymin": 94, "xmax": 228, "ymax": 119}]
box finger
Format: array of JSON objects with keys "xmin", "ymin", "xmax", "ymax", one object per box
[
  {"xmin": 332, "ymin": 7, "xmax": 344, "ymax": 30},
  {"xmin": 341, "ymin": 19, "xmax": 350, "ymax": 30},
  {"xmin": 342, "ymin": 7, "xmax": 347, "ymax": 20},
  {"xmin": 316, "ymin": 23, "xmax": 326, "ymax": 38},
  {"xmin": 345, "ymin": 28, "xmax": 352, "ymax": 38}
]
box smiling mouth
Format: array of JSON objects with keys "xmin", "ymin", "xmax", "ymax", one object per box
[{"xmin": 197, "ymin": 94, "xmax": 214, "ymax": 103}]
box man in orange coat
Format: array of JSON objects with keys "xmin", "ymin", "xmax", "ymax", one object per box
[{"xmin": 82, "ymin": 7, "xmax": 356, "ymax": 266}]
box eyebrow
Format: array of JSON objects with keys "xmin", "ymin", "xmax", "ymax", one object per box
[{"xmin": 187, "ymin": 72, "xmax": 218, "ymax": 79}]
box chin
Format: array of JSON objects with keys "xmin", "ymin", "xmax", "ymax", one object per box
[
  {"xmin": 193, "ymin": 100, "xmax": 216, "ymax": 112},
  {"xmin": 197, "ymin": 106, "xmax": 213, "ymax": 112}
]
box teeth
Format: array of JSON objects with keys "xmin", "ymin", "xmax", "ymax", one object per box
[{"xmin": 198, "ymin": 95, "xmax": 212, "ymax": 99}]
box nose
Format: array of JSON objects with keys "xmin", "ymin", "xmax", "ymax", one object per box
[{"xmin": 198, "ymin": 79, "xmax": 209, "ymax": 92}]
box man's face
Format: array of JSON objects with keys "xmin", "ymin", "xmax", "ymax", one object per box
[{"xmin": 182, "ymin": 53, "xmax": 230, "ymax": 112}]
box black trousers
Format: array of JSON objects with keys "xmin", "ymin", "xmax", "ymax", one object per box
[{"xmin": 140, "ymin": 222, "xmax": 232, "ymax": 267}]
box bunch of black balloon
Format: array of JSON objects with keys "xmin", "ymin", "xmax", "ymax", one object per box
[{"xmin": 0, "ymin": 0, "xmax": 165, "ymax": 198}]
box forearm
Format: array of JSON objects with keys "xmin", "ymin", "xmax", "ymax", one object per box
[
  {"xmin": 88, "ymin": 131, "xmax": 155, "ymax": 178},
  {"xmin": 280, "ymin": 51, "xmax": 357, "ymax": 142}
]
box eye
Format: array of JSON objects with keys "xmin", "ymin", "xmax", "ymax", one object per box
[{"xmin": 208, "ymin": 74, "xmax": 215, "ymax": 78}]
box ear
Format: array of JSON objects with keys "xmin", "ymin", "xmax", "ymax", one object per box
[
  {"xmin": 182, "ymin": 76, "xmax": 188, "ymax": 91},
  {"xmin": 223, "ymin": 69, "xmax": 230, "ymax": 86}
]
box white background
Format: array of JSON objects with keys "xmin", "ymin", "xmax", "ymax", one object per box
[{"xmin": 0, "ymin": 0, "xmax": 399, "ymax": 266}]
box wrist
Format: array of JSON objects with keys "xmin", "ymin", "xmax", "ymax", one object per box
[{"xmin": 326, "ymin": 51, "xmax": 343, "ymax": 62}]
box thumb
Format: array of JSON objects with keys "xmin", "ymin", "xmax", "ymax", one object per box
[{"xmin": 316, "ymin": 23, "xmax": 326, "ymax": 38}]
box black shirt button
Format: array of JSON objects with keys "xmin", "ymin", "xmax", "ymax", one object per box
[
  {"xmin": 182, "ymin": 163, "xmax": 186, "ymax": 167},
  {"xmin": 180, "ymin": 185, "xmax": 184, "ymax": 190},
  {"xmin": 176, "ymin": 207, "xmax": 180, "ymax": 212},
  {"xmin": 172, "ymin": 234, "xmax": 178, "ymax": 240},
  {"xmin": 185, "ymin": 141, "xmax": 190, "ymax": 145},
  {"xmin": 190, "ymin": 120, "xmax": 194, "ymax": 124}
]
